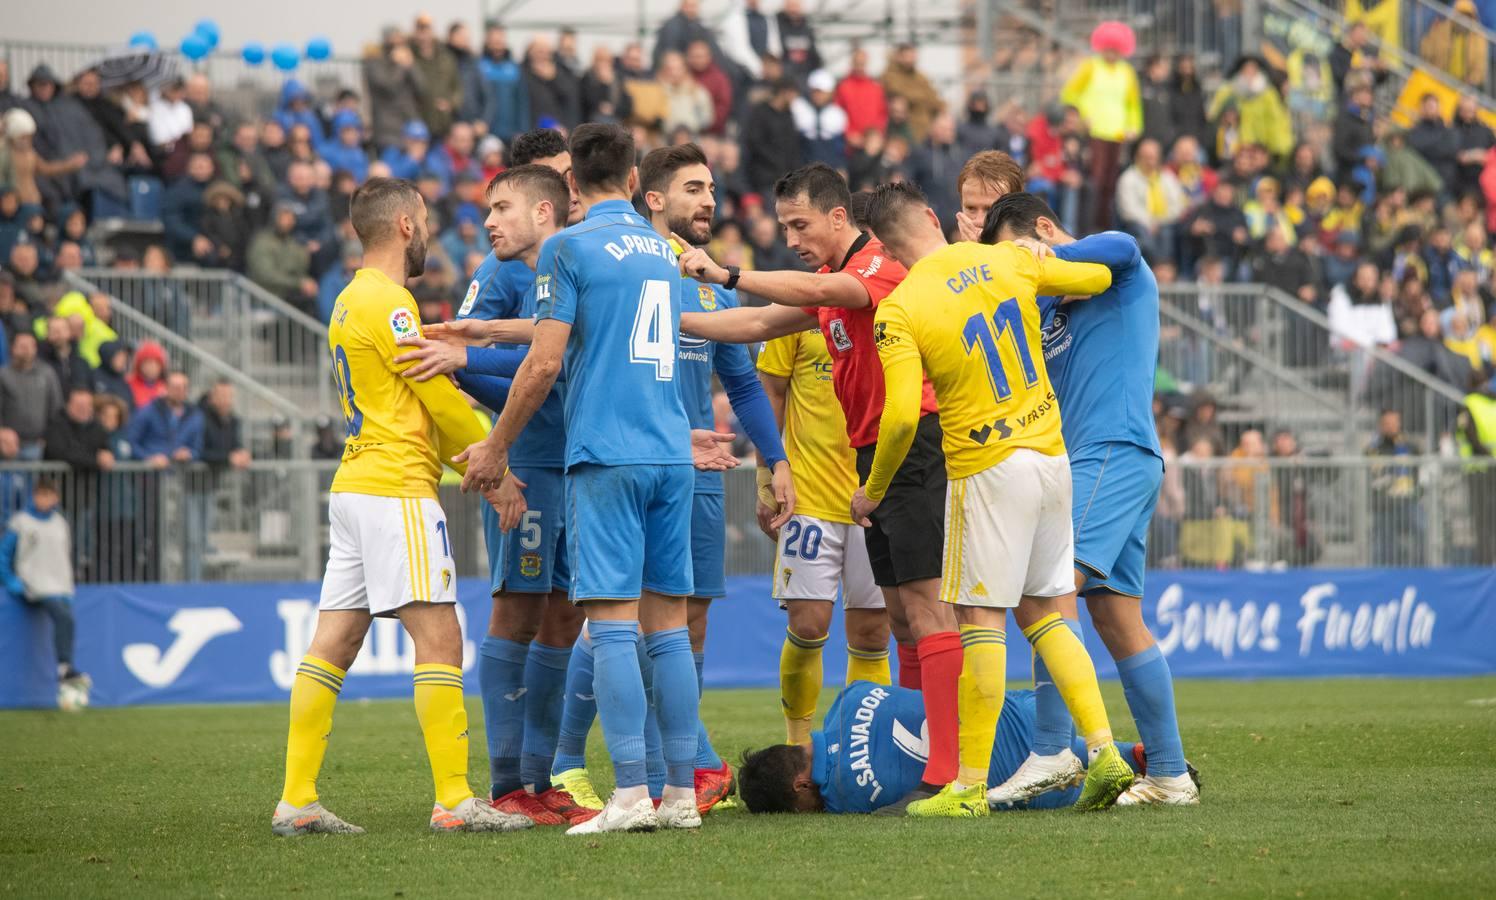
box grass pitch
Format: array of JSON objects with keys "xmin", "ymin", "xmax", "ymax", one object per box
[{"xmin": 3, "ymin": 678, "xmax": 1495, "ymax": 899}]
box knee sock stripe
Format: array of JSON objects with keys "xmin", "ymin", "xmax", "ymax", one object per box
[
  {"xmin": 846, "ymin": 646, "xmax": 890, "ymax": 659},
  {"xmin": 301, "ymin": 656, "xmax": 348, "ymax": 678},
  {"xmin": 297, "ymin": 662, "xmax": 345, "ymax": 686},
  {"xmin": 296, "ymin": 669, "xmax": 343, "ymax": 694},
  {"xmin": 785, "ymin": 628, "xmax": 829, "ymax": 649},
  {"xmin": 1023, "ymin": 617, "xmax": 1066, "ymax": 644},
  {"xmin": 413, "ymin": 674, "xmax": 464, "ymax": 686}
]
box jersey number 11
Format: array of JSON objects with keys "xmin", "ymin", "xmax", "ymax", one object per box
[{"xmin": 962, "ymin": 298, "xmax": 1039, "ymax": 403}]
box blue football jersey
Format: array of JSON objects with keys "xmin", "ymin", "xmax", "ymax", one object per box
[
  {"xmin": 458, "ymin": 253, "xmax": 532, "ymax": 321},
  {"xmin": 677, "ymin": 277, "xmax": 753, "ymax": 495},
  {"xmin": 812, "ymin": 684, "xmax": 1074, "ymax": 813},
  {"xmin": 534, "ymin": 199, "xmax": 691, "ymax": 468},
  {"xmin": 1044, "ymin": 232, "xmax": 1163, "ymax": 458}
]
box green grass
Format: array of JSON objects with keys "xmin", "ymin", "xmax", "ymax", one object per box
[{"xmin": 3, "ymin": 678, "xmax": 1496, "ymax": 898}]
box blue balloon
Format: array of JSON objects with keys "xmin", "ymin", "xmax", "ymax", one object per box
[
  {"xmin": 193, "ymin": 19, "xmax": 221, "ymax": 47},
  {"xmin": 305, "ymin": 37, "xmax": 332, "ymax": 61},
  {"xmin": 242, "ymin": 42, "xmax": 266, "ymax": 66},
  {"xmin": 180, "ymin": 33, "xmax": 211, "ymax": 61},
  {"xmin": 128, "ymin": 31, "xmax": 158, "ymax": 51},
  {"xmin": 270, "ymin": 43, "xmax": 300, "ymax": 72}
]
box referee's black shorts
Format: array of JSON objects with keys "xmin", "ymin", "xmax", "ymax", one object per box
[{"xmin": 855, "ymin": 413, "xmax": 947, "ymax": 587}]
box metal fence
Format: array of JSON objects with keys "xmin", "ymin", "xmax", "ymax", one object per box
[{"xmin": 6, "ymin": 456, "xmax": 1490, "ymax": 588}]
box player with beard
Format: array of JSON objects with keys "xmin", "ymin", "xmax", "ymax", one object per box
[{"xmin": 272, "ymin": 177, "xmax": 532, "ymax": 836}]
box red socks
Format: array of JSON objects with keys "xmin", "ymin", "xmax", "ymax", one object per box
[
  {"xmin": 915, "ymin": 631, "xmax": 962, "ymax": 786},
  {"xmin": 896, "ymin": 643, "xmax": 922, "ymax": 689}
]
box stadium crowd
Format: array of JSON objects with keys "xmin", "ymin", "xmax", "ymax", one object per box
[{"xmin": 2, "ymin": 5, "xmax": 1496, "ymax": 576}]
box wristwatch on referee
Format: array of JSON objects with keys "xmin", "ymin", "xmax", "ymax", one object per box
[{"xmin": 723, "ymin": 265, "xmax": 741, "ymax": 290}]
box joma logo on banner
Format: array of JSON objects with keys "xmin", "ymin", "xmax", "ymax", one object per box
[{"xmin": 269, "ymin": 599, "xmax": 478, "ymax": 691}]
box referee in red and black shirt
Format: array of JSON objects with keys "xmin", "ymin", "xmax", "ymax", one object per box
[{"xmin": 679, "ymin": 164, "xmax": 960, "ymax": 812}]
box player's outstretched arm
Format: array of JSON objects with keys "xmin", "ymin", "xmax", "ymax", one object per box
[
  {"xmin": 457, "ymin": 318, "xmax": 570, "ymax": 492},
  {"xmin": 1036, "ymin": 256, "xmax": 1113, "ymax": 300},
  {"xmin": 1053, "ymin": 231, "xmax": 1141, "ymax": 273},
  {"xmin": 681, "ymin": 303, "xmax": 809, "ymax": 345},
  {"xmin": 423, "ymin": 317, "xmax": 537, "ymax": 347},
  {"xmin": 677, "ymin": 237, "xmax": 871, "ymax": 310}
]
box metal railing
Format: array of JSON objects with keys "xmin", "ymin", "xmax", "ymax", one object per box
[
  {"xmin": 8, "ymin": 455, "xmax": 1490, "ymax": 588},
  {"xmin": 1311, "ymin": 0, "xmax": 1496, "ymax": 99}
]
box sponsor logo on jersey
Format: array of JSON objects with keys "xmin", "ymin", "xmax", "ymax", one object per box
[
  {"xmin": 520, "ymin": 553, "xmax": 543, "ymax": 578},
  {"xmin": 829, "ymin": 319, "xmax": 853, "ymax": 352},
  {"xmin": 873, "ymin": 320, "xmax": 899, "ymax": 349},
  {"xmin": 459, "ymin": 279, "xmax": 480, "ymax": 316},
  {"xmin": 389, "ymin": 307, "xmax": 418, "ymax": 340},
  {"xmin": 698, "ymin": 284, "xmax": 718, "ymax": 311},
  {"xmin": 1042, "ymin": 310, "xmax": 1071, "ymax": 361},
  {"xmin": 856, "ymin": 255, "xmax": 884, "ymax": 280},
  {"xmin": 535, "ymin": 275, "xmax": 552, "ymax": 301}
]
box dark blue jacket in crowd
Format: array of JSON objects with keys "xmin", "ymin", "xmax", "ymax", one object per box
[
  {"xmin": 275, "ymin": 185, "xmax": 336, "ymax": 250},
  {"xmin": 319, "ymin": 111, "xmax": 371, "ymax": 183},
  {"xmin": 161, "ymin": 177, "xmax": 207, "ymax": 261},
  {"xmin": 274, "ymin": 80, "xmax": 326, "ymax": 144},
  {"xmin": 125, "ymin": 397, "xmax": 204, "ymax": 460},
  {"xmin": 478, "ymin": 52, "xmax": 530, "ymax": 141},
  {"xmin": 379, "ymin": 146, "xmax": 430, "ymax": 181}
]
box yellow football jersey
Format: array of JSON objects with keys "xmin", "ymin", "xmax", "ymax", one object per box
[
  {"xmin": 328, "ymin": 268, "xmax": 488, "ymax": 499},
  {"xmin": 872, "ymin": 242, "xmax": 1111, "ymax": 485},
  {"xmin": 758, "ymin": 328, "xmax": 858, "ymax": 524}
]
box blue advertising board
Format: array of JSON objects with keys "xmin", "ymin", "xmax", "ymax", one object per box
[{"xmin": 2, "ymin": 569, "xmax": 1494, "ymax": 708}]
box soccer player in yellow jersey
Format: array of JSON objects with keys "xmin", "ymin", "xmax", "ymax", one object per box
[
  {"xmin": 851, "ymin": 182, "xmax": 1135, "ymax": 817},
  {"xmin": 271, "ymin": 178, "xmax": 532, "ymax": 837},
  {"xmin": 758, "ymin": 329, "xmax": 891, "ymax": 745}
]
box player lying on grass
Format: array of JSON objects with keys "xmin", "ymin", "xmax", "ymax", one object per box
[{"xmin": 737, "ymin": 681, "xmax": 1196, "ymax": 814}]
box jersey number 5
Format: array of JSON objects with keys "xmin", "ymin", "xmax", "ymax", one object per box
[
  {"xmin": 630, "ymin": 279, "xmax": 676, "ymax": 381},
  {"xmin": 332, "ymin": 345, "xmax": 364, "ymax": 438},
  {"xmin": 962, "ymin": 299, "xmax": 1039, "ymax": 402}
]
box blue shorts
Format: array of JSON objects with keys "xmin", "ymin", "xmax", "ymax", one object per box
[
  {"xmin": 1070, "ymin": 441, "xmax": 1163, "ymax": 599},
  {"xmin": 566, "ymin": 463, "xmax": 694, "ymax": 601},
  {"xmin": 484, "ymin": 466, "xmax": 571, "ymax": 595},
  {"xmin": 690, "ymin": 492, "xmax": 726, "ymax": 599}
]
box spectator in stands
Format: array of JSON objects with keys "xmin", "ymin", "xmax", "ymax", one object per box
[
  {"xmin": 1223, "ymin": 428, "xmax": 1272, "ymax": 526},
  {"xmin": 1179, "ymin": 436, "xmax": 1244, "ymax": 567},
  {"xmin": 43, "ymin": 386, "xmax": 111, "ymax": 473},
  {"xmin": 1184, "ymin": 179, "xmax": 1250, "ymax": 275},
  {"xmin": 91, "ymin": 339, "xmax": 131, "ymax": 409},
  {"xmin": 440, "ymin": 206, "xmax": 487, "ymax": 269},
  {"xmin": 311, "ymin": 414, "xmax": 345, "ymax": 460},
  {"xmin": 0, "ymin": 331, "xmax": 63, "ymax": 459},
  {"xmin": 380, "ymin": 121, "xmax": 431, "ymax": 181},
  {"xmin": 1409, "ymin": 94, "xmax": 1459, "ymax": 191},
  {"xmin": 955, "ymin": 90, "xmax": 999, "ymax": 162},
  {"xmin": 39, "ymin": 316, "xmax": 89, "ymax": 393},
  {"xmin": 1458, "ymin": 374, "xmax": 1496, "ymax": 564},
  {"xmin": 201, "ymin": 180, "xmax": 251, "ymax": 272},
  {"xmin": 1242, "ymin": 176, "xmax": 1295, "ymax": 244},
  {"xmin": 7, "ymin": 241, "xmax": 52, "ymax": 311},
  {"xmin": 50, "ymin": 292, "xmax": 111, "ymax": 369},
  {"xmin": 426, "ymin": 121, "xmax": 481, "ymax": 196},
  {"xmin": 273, "ymin": 79, "xmax": 324, "ymax": 146},
  {"xmin": 53, "ymin": 206, "xmax": 95, "ymax": 267},
  {"xmin": 1330, "ymin": 258, "xmax": 1397, "ymax": 351},
  {"xmin": 1332, "ymin": 79, "xmax": 1377, "ymax": 179},
  {"xmin": 1139, "ymin": 55, "xmax": 1176, "ymax": 151},
  {"xmin": 1209, "ymin": 57, "xmax": 1293, "ymax": 164},
  {"xmin": 1422, "ymin": 225, "xmax": 1462, "ymax": 305},
  {"xmin": 525, "ymin": 38, "xmax": 583, "ymax": 131},
  {"xmin": 744, "ymin": 78, "xmax": 802, "ymax": 195},
  {"xmin": 276, "ymin": 161, "xmax": 335, "ymax": 272},
  {"xmin": 25, "ymin": 64, "xmax": 126, "ymax": 213},
  {"xmin": 1419, "ymin": 0, "xmax": 1488, "ymax": 89},
  {"xmin": 148, "ymin": 76, "xmax": 194, "ymax": 150},
  {"xmin": 183, "ymin": 72, "xmax": 227, "ymax": 135},
  {"xmin": 1250, "ymin": 225, "xmax": 1319, "ymax": 306},
  {"xmin": 791, "ymin": 70, "xmax": 847, "ymax": 169},
  {"xmin": 581, "ymin": 46, "xmax": 633, "ymax": 125},
  {"xmin": 199, "ymin": 379, "xmax": 251, "ymax": 471},
  {"xmin": 687, "ymin": 40, "xmax": 733, "ymax": 136},
  {"xmin": 0, "ymin": 273, "xmax": 27, "ymax": 346},
  {"xmin": 213, "ymin": 120, "xmax": 274, "ymax": 210},
  {"xmin": 657, "ymin": 51, "xmax": 714, "ymax": 136},
  {"xmin": 365, "ymin": 29, "xmax": 423, "ymax": 150},
  {"xmin": 883, "ymin": 43, "xmax": 943, "ymax": 144},
  {"xmin": 319, "ymin": 241, "xmax": 360, "ymax": 325},
  {"xmin": 319, "ymin": 112, "xmax": 370, "ymax": 183},
  {"xmin": 1452, "ymin": 96, "xmax": 1494, "ymax": 195},
  {"xmin": 126, "ymin": 339, "xmax": 167, "ymax": 410},
  {"xmin": 1116, "ymin": 137, "xmax": 1188, "ymax": 264},
  {"xmin": 473, "ymin": 25, "xmax": 527, "ymax": 142},
  {"xmin": 1, "ymin": 109, "xmax": 44, "ymax": 209},
  {"xmin": 777, "ymin": 0, "xmax": 821, "ymax": 84},
  {"xmin": 654, "ymin": 0, "xmax": 719, "ymax": 71},
  {"xmin": 1366, "ymin": 408, "xmax": 1423, "ymax": 565},
  {"xmin": 247, "ymin": 202, "xmax": 317, "ymax": 313},
  {"xmin": 161, "ymin": 152, "xmax": 217, "ymax": 266},
  {"xmin": 74, "ymin": 69, "xmax": 151, "ymax": 175},
  {"xmin": 126, "ymin": 370, "xmax": 202, "ymax": 468},
  {"xmin": 1182, "ymin": 390, "xmax": 1226, "ymax": 455},
  {"xmin": 909, "ymin": 112, "xmax": 963, "ymax": 227},
  {"xmin": 1395, "ymin": 306, "xmax": 1473, "ymax": 390},
  {"xmin": 410, "ymin": 13, "xmax": 460, "ymax": 137},
  {"xmin": 1329, "ymin": 21, "xmax": 1388, "ymax": 97},
  {"xmin": 1382, "ymin": 128, "xmax": 1445, "ymax": 198},
  {"xmin": 835, "ymin": 47, "xmax": 886, "ymax": 150},
  {"xmin": 160, "ymin": 120, "xmax": 215, "ymax": 183}
]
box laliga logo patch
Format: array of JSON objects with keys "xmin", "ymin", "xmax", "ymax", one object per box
[
  {"xmin": 829, "ymin": 319, "xmax": 853, "ymax": 352},
  {"xmin": 520, "ymin": 553, "xmax": 543, "ymax": 578},
  {"xmin": 389, "ymin": 307, "xmax": 418, "ymax": 339},
  {"xmin": 698, "ymin": 284, "xmax": 719, "ymax": 311},
  {"xmin": 458, "ymin": 280, "xmax": 480, "ymax": 316}
]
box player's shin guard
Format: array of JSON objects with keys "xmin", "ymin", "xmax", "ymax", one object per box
[
  {"xmin": 281, "ymin": 656, "xmax": 344, "ymax": 808},
  {"xmin": 551, "ymin": 635, "xmax": 597, "ymax": 778},
  {"xmin": 478, "ymin": 636, "xmax": 529, "ymax": 798},
  {"xmin": 896, "ymin": 643, "xmax": 922, "ymax": 689},
  {"xmin": 780, "ymin": 627, "xmax": 827, "ymax": 745},
  {"xmin": 916, "ymin": 631, "xmax": 963, "ymax": 786},
  {"xmin": 692, "ymin": 650, "xmax": 722, "ymax": 769},
  {"xmin": 646, "ymin": 628, "xmax": 699, "ymax": 789},
  {"xmin": 846, "ymin": 644, "xmax": 891, "ymax": 685},
  {"xmin": 1116, "ymin": 645, "xmax": 1187, "ymax": 777},
  {"xmin": 413, "ymin": 663, "xmax": 473, "ymax": 810},
  {"xmin": 1031, "ymin": 618, "xmax": 1082, "ymax": 755},
  {"xmin": 956, "ymin": 626, "xmax": 1005, "ymax": 787},
  {"xmin": 521, "ymin": 642, "xmax": 572, "ymax": 790},
  {"xmin": 1023, "ymin": 613, "xmax": 1113, "ymax": 752},
  {"xmin": 588, "ymin": 621, "xmax": 649, "ymax": 790}
]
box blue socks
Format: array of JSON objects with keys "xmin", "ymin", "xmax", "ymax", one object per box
[
  {"xmin": 1116, "ymin": 644, "xmax": 1187, "ymax": 777},
  {"xmin": 1031, "ymin": 618, "xmax": 1082, "ymax": 756},
  {"xmin": 520, "ymin": 642, "xmax": 571, "ymax": 790},
  {"xmin": 551, "ymin": 634, "xmax": 597, "ymax": 777},
  {"xmin": 587, "ymin": 621, "xmax": 649, "ymax": 789},
  {"xmin": 478, "ymin": 635, "xmax": 529, "ymax": 798},
  {"xmin": 636, "ymin": 635, "xmax": 666, "ymax": 797},
  {"xmin": 693, "ymin": 649, "xmax": 722, "ymax": 770},
  {"xmin": 646, "ymin": 627, "xmax": 699, "ymax": 789}
]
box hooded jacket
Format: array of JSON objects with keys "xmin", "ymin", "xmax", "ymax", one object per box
[
  {"xmin": 91, "ymin": 338, "xmax": 133, "ymax": 407},
  {"xmin": 273, "ymin": 80, "xmax": 326, "ymax": 144},
  {"xmin": 126, "ymin": 340, "xmax": 168, "ymax": 410}
]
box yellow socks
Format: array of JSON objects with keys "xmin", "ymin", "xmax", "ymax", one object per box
[
  {"xmin": 956, "ymin": 625, "xmax": 1005, "ymax": 787},
  {"xmin": 780, "ymin": 628, "xmax": 827, "ymax": 745},
  {"xmin": 1023, "ymin": 612, "xmax": 1113, "ymax": 750},
  {"xmin": 413, "ymin": 663, "xmax": 472, "ymax": 810},
  {"xmin": 281, "ymin": 655, "xmax": 345, "ymax": 808},
  {"xmin": 846, "ymin": 644, "xmax": 891, "ymax": 686}
]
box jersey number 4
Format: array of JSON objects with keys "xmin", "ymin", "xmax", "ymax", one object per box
[
  {"xmin": 630, "ymin": 279, "xmax": 676, "ymax": 381},
  {"xmin": 962, "ymin": 299, "xmax": 1039, "ymax": 403}
]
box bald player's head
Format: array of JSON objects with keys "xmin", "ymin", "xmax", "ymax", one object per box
[
  {"xmin": 350, "ymin": 176, "xmax": 428, "ymax": 278},
  {"xmin": 863, "ymin": 181, "xmax": 943, "ymax": 268}
]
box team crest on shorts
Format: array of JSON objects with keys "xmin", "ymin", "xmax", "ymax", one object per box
[
  {"xmin": 520, "ymin": 553, "xmax": 543, "ymax": 578},
  {"xmin": 389, "ymin": 307, "xmax": 418, "ymax": 339},
  {"xmin": 698, "ymin": 284, "xmax": 718, "ymax": 310},
  {"xmin": 829, "ymin": 319, "xmax": 852, "ymax": 351},
  {"xmin": 458, "ymin": 279, "xmax": 480, "ymax": 316},
  {"xmin": 781, "ymin": 567, "xmax": 794, "ymax": 590},
  {"xmin": 441, "ymin": 568, "xmax": 452, "ymax": 591}
]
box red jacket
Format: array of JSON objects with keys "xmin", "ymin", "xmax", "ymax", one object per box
[
  {"xmin": 835, "ymin": 73, "xmax": 887, "ymax": 141},
  {"xmin": 693, "ymin": 65, "xmax": 734, "ymax": 136}
]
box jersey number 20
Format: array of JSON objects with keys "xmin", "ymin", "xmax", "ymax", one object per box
[
  {"xmin": 962, "ymin": 298, "xmax": 1039, "ymax": 402},
  {"xmin": 630, "ymin": 279, "xmax": 676, "ymax": 381}
]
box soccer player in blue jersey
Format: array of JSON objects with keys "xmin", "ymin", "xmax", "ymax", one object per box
[
  {"xmin": 983, "ymin": 192, "xmax": 1197, "ymax": 806},
  {"xmin": 641, "ymin": 142, "xmax": 797, "ymax": 809},
  {"xmin": 736, "ymin": 681, "xmax": 1173, "ymax": 815},
  {"xmin": 455, "ymin": 123, "xmax": 712, "ymax": 835}
]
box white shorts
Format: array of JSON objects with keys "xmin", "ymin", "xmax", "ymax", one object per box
[
  {"xmin": 771, "ymin": 515, "xmax": 884, "ymax": 610},
  {"xmin": 320, "ymin": 493, "xmax": 458, "ymax": 618},
  {"xmin": 942, "ymin": 450, "xmax": 1075, "ymax": 609}
]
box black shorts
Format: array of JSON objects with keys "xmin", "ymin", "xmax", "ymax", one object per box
[{"xmin": 855, "ymin": 414, "xmax": 947, "ymax": 587}]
